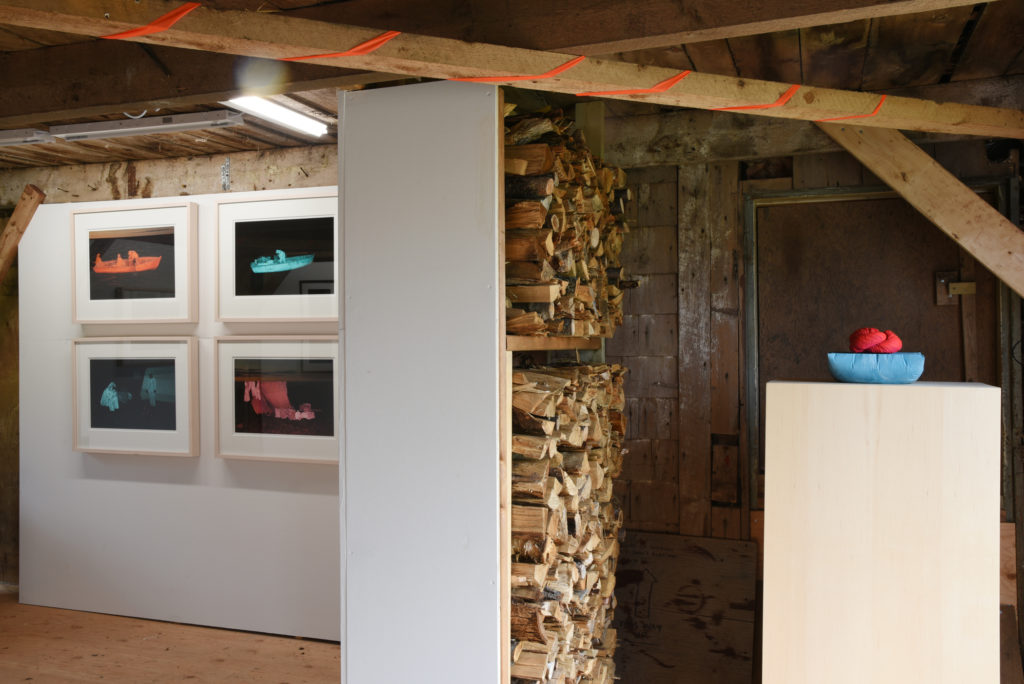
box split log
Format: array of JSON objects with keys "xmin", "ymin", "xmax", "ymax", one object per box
[
  {"xmin": 506, "ymin": 229, "xmax": 555, "ymax": 262},
  {"xmin": 505, "ymin": 144, "xmax": 555, "ymax": 175},
  {"xmin": 511, "ymin": 601, "xmax": 550, "ymax": 644},
  {"xmin": 506, "ymin": 200, "xmax": 550, "ymax": 230},
  {"xmin": 507, "ymin": 174, "xmax": 555, "ymax": 199}
]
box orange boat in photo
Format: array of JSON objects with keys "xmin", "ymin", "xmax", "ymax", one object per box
[{"xmin": 93, "ymin": 250, "xmax": 162, "ymax": 274}]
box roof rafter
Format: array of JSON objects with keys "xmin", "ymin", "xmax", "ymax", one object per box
[
  {"xmin": 286, "ymin": 0, "xmax": 989, "ymax": 55},
  {"xmin": 0, "ymin": 0, "xmax": 1022, "ymax": 138}
]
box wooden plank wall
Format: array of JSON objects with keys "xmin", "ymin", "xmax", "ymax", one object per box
[
  {"xmin": 609, "ymin": 138, "xmax": 1019, "ymax": 551},
  {"xmin": 608, "ymin": 166, "xmax": 681, "ymax": 532},
  {"xmin": 0, "ymin": 212, "xmax": 16, "ymax": 585},
  {"xmin": 608, "ymin": 162, "xmax": 748, "ymax": 539}
]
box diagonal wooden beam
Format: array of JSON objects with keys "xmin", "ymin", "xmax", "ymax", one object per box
[
  {"xmin": 818, "ymin": 122, "xmax": 1024, "ymax": 298},
  {"xmin": 287, "ymin": 0, "xmax": 988, "ymax": 55},
  {"xmin": 0, "ymin": 1, "xmax": 1021, "ymax": 138},
  {"xmin": 0, "ymin": 185, "xmax": 45, "ymax": 285}
]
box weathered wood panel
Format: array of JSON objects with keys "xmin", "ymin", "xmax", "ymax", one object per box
[
  {"xmin": 0, "ymin": 214, "xmax": 14, "ymax": 585},
  {"xmin": 624, "ymin": 356, "xmax": 678, "ymax": 399},
  {"xmin": 711, "ymin": 506, "xmax": 744, "ymax": 540},
  {"xmin": 618, "ymin": 167, "xmax": 683, "ymax": 535},
  {"xmin": 861, "ymin": 8, "xmax": 975, "ymax": 89},
  {"xmin": 792, "ymin": 151, "xmax": 865, "ymax": 188},
  {"xmin": 619, "ymin": 226, "xmax": 678, "ymax": 275},
  {"xmin": 686, "ymin": 40, "xmax": 738, "ymax": 76},
  {"xmin": 0, "ymin": 145, "xmax": 337, "ymax": 206},
  {"xmin": 608, "ymin": 314, "xmax": 678, "ymax": 357},
  {"xmin": 626, "ymin": 397, "xmax": 679, "ymax": 441},
  {"xmin": 614, "ymin": 532, "xmax": 756, "ymax": 684},
  {"xmin": 952, "ymin": 1, "xmax": 1024, "ymax": 82},
  {"xmin": 729, "ymin": 30, "xmax": 803, "ymax": 83},
  {"xmin": 678, "ymin": 164, "xmax": 712, "ymax": 536},
  {"xmin": 629, "ymin": 481, "xmax": 681, "ymax": 532},
  {"xmin": 800, "ymin": 20, "xmax": 870, "ymax": 89},
  {"xmin": 711, "ymin": 444, "xmax": 740, "ymax": 504}
]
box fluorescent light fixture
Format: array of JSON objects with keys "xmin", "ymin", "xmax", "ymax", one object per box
[
  {"xmin": 50, "ymin": 110, "xmax": 244, "ymax": 141},
  {"xmin": 0, "ymin": 128, "xmax": 56, "ymax": 147},
  {"xmin": 224, "ymin": 96, "xmax": 328, "ymax": 138}
]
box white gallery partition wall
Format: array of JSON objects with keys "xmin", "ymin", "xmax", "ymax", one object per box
[
  {"xmin": 339, "ymin": 81, "xmax": 503, "ymax": 683},
  {"xmin": 20, "ymin": 187, "xmax": 340, "ymax": 640}
]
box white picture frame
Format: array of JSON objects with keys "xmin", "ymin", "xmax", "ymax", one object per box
[
  {"xmin": 72, "ymin": 203, "xmax": 197, "ymax": 323},
  {"xmin": 216, "ymin": 193, "xmax": 338, "ymax": 321},
  {"xmin": 73, "ymin": 337, "xmax": 198, "ymax": 457},
  {"xmin": 215, "ymin": 336, "xmax": 339, "ymax": 463}
]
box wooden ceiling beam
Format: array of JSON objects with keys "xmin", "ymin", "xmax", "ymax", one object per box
[
  {"xmin": 0, "ymin": 1, "xmax": 1021, "ymax": 138},
  {"xmin": 605, "ymin": 75, "xmax": 1024, "ymax": 166},
  {"xmin": 285, "ymin": 0, "xmax": 987, "ymax": 55},
  {"xmin": 819, "ymin": 122, "xmax": 1024, "ymax": 298},
  {"xmin": 0, "ymin": 41, "xmax": 395, "ymax": 128}
]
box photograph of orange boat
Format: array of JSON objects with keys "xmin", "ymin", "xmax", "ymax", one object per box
[
  {"xmin": 93, "ymin": 250, "xmax": 162, "ymax": 274},
  {"xmin": 88, "ymin": 226, "xmax": 176, "ymax": 301}
]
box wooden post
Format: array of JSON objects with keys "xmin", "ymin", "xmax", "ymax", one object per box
[{"xmin": 0, "ymin": 185, "xmax": 44, "ymax": 285}]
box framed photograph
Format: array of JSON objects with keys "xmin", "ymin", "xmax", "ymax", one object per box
[
  {"xmin": 215, "ymin": 337, "xmax": 339, "ymax": 463},
  {"xmin": 73, "ymin": 337, "xmax": 198, "ymax": 457},
  {"xmin": 72, "ymin": 204, "xmax": 197, "ymax": 323},
  {"xmin": 217, "ymin": 194, "xmax": 338, "ymax": 321}
]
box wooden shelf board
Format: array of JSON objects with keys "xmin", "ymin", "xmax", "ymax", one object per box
[{"xmin": 506, "ymin": 335, "xmax": 602, "ymax": 351}]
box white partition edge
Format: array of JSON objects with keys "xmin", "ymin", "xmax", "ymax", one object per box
[{"xmin": 339, "ymin": 81, "xmax": 502, "ymax": 684}]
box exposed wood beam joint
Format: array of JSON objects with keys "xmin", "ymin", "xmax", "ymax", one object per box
[{"xmin": 0, "ymin": 1, "xmax": 1020, "ymax": 138}]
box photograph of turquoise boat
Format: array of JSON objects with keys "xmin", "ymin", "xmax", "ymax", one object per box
[{"xmin": 250, "ymin": 249, "xmax": 315, "ymax": 274}]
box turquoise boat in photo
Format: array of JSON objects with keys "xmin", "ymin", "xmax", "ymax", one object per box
[{"xmin": 250, "ymin": 249, "xmax": 315, "ymax": 274}]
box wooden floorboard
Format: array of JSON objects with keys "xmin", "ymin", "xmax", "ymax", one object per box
[{"xmin": 0, "ymin": 586, "xmax": 339, "ymax": 683}]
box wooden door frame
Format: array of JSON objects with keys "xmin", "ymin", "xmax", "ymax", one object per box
[{"xmin": 742, "ymin": 179, "xmax": 1020, "ymax": 515}]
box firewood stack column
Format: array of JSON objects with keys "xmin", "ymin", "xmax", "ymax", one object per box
[
  {"xmin": 510, "ymin": 364, "xmax": 627, "ymax": 683},
  {"xmin": 503, "ymin": 110, "xmax": 633, "ymax": 339}
]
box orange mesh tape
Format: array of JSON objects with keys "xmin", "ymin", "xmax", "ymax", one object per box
[
  {"xmin": 281, "ymin": 30, "xmax": 401, "ymax": 61},
  {"xmin": 576, "ymin": 70, "xmax": 691, "ymax": 97},
  {"xmin": 712, "ymin": 84, "xmax": 801, "ymax": 111},
  {"xmin": 101, "ymin": 2, "xmax": 200, "ymax": 40},
  {"xmin": 816, "ymin": 94, "xmax": 888, "ymax": 122},
  {"xmin": 451, "ymin": 55, "xmax": 586, "ymax": 83}
]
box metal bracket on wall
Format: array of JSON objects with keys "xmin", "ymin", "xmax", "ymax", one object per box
[{"xmin": 935, "ymin": 270, "xmax": 976, "ymax": 305}]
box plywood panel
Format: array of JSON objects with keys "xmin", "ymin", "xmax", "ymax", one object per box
[
  {"xmin": 615, "ymin": 532, "xmax": 756, "ymax": 683},
  {"xmin": 764, "ymin": 381, "xmax": 1000, "ymax": 684},
  {"xmin": 340, "ymin": 81, "xmax": 501, "ymax": 683}
]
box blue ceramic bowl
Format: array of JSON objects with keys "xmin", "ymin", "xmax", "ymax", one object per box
[{"xmin": 827, "ymin": 352, "xmax": 925, "ymax": 384}]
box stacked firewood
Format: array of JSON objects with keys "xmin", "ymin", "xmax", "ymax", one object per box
[
  {"xmin": 504, "ymin": 112, "xmax": 633, "ymax": 339},
  {"xmin": 510, "ymin": 364, "xmax": 627, "ymax": 683}
]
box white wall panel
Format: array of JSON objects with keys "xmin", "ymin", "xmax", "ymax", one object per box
[
  {"xmin": 20, "ymin": 189, "xmax": 340, "ymax": 640},
  {"xmin": 339, "ymin": 81, "xmax": 501, "ymax": 684}
]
